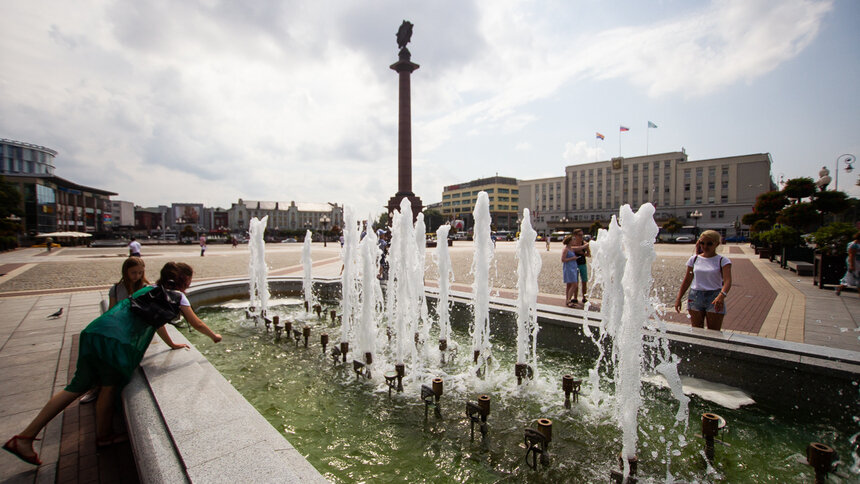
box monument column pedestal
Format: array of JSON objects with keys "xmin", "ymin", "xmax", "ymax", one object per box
[{"xmin": 386, "ymin": 47, "xmax": 423, "ymax": 220}]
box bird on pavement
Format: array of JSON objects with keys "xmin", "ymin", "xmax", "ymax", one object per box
[{"xmin": 47, "ymin": 308, "xmax": 63, "ymax": 319}]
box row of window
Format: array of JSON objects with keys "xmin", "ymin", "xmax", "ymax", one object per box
[{"xmin": 443, "ymin": 188, "xmax": 519, "ymax": 199}]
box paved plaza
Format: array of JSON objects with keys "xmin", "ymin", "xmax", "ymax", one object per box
[{"xmin": 0, "ymin": 241, "xmax": 858, "ymax": 482}]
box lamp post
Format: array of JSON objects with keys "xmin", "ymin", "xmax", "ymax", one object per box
[
  {"xmin": 689, "ymin": 210, "xmax": 703, "ymax": 236},
  {"xmin": 320, "ymin": 215, "xmax": 330, "ymax": 248},
  {"xmin": 835, "ymin": 154, "xmax": 855, "ymax": 192}
]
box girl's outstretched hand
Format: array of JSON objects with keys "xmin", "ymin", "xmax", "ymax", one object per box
[
  {"xmin": 211, "ymin": 333, "xmax": 222, "ymax": 343},
  {"xmin": 170, "ymin": 343, "xmax": 190, "ymax": 350}
]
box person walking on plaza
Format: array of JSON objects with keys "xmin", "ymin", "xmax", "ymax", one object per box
[
  {"xmin": 674, "ymin": 230, "xmax": 733, "ymax": 331},
  {"xmin": 199, "ymin": 234, "xmax": 207, "ymax": 256},
  {"xmin": 835, "ymin": 231, "xmax": 860, "ymax": 297},
  {"xmin": 561, "ymin": 235, "xmax": 580, "ymax": 307},
  {"xmin": 571, "ymin": 229, "xmax": 591, "ymax": 303},
  {"xmin": 128, "ymin": 236, "xmax": 141, "ymax": 257},
  {"xmin": 45, "ymin": 236, "xmax": 53, "ymax": 253},
  {"xmin": 2, "ymin": 262, "xmax": 222, "ymax": 466}
]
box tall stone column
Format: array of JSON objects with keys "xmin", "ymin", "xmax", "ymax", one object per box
[{"xmin": 386, "ymin": 25, "xmax": 423, "ymax": 221}]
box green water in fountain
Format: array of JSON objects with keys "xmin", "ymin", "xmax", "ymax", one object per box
[{"xmin": 185, "ymin": 300, "xmax": 855, "ymax": 483}]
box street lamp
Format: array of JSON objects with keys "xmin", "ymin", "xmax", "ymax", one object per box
[
  {"xmin": 689, "ymin": 210, "xmax": 703, "ymax": 236},
  {"xmin": 835, "ymin": 154, "xmax": 855, "ymax": 192},
  {"xmin": 320, "ymin": 215, "xmax": 330, "ymax": 248}
]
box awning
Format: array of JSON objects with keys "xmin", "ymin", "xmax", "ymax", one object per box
[{"xmin": 35, "ymin": 231, "xmax": 93, "ymax": 238}]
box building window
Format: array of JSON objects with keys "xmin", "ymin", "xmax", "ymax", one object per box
[{"xmin": 684, "ymin": 170, "xmax": 691, "ymax": 180}]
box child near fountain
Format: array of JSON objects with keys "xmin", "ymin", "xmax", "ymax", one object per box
[
  {"xmin": 3, "ymin": 262, "xmax": 222, "ymax": 466},
  {"xmin": 84, "ymin": 257, "xmax": 151, "ymax": 404},
  {"xmin": 834, "ymin": 232, "xmax": 860, "ymax": 297},
  {"xmin": 674, "ymin": 230, "xmax": 733, "ymax": 330}
]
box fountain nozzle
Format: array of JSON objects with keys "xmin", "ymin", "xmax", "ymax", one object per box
[
  {"xmin": 313, "ymin": 303, "xmax": 322, "ymax": 319},
  {"xmin": 330, "ymin": 309, "xmax": 337, "ymax": 322},
  {"xmin": 806, "ymin": 442, "xmax": 836, "ymax": 483},
  {"xmin": 421, "ymin": 378, "xmax": 444, "ymax": 419},
  {"xmin": 292, "ymin": 328, "xmax": 302, "ymax": 346},
  {"xmin": 610, "ymin": 454, "xmax": 639, "ymax": 483},
  {"xmin": 340, "ymin": 342, "xmax": 349, "ymax": 363},
  {"xmin": 302, "ymin": 326, "xmax": 310, "ymax": 348},
  {"xmin": 562, "ymin": 375, "xmax": 582, "ymax": 408},
  {"xmin": 273, "ymin": 316, "xmax": 282, "ymax": 341},
  {"xmin": 524, "ymin": 418, "xmax": 552, "ymax": 469},
  {"xmin": 395, "ymin": 363, "xmax": 405, "ymax": 392},
  {"xmin": 353, "ymin": 359, "xmax": 366, "ymax": 378},
  {"xmin": 320, "ymin": 333, "xmax": 329, "ymax": 354},
  {"xmin": 515, "ymin": 363, "xmax": 534, "ymax": 385},
  {"xmin": 364, "ymin": 352, "xmax": 373, "ymax": 378},
  {"xmin": 466, "ymin": 395, "xmax": 491, "ymax": 441},
  {"xmin": 700, "ymin": 413, "xmax": 727, "ymax": 461}
]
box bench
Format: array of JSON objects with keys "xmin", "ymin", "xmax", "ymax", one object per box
[{"xmin": 787, "ymin": 260, "xmax": 813, "ymax": 276}]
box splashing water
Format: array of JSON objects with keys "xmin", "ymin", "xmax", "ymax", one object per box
[
  {"xmin": 356, "ymin": 219, "xmax": 383, "ymax": 364},
  {"xmin": 471, "ymin": 191, "xmax": 494, "ymax": 377},
  {"xmin": 341, "ymin": 207, "xmax": 360, "ymax": 345},
  {"xmin": 387, "ymin": 198, "xmax": 420, "ymax": 366},
  {"xmin": 515, "ymin": 208, "xmax": 541, "ymax": 381},
  {"xmin": 589, "ymin": 203, "xmax": 689, "ymax": 478},
  {"xmin": 248, "ymin": 216, "xmax": 270, "ymax": 315},
  {"xmin": 302, "ymin": 229, "xmax": 315, "ymax": 311},
  {"xmin": 434, "ymin": 224, "xmax": 454, "ymax": 347}
]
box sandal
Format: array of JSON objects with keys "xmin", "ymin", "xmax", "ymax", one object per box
[
  {"xmin": 3, "ymin": 435, "xmax": 42, "ymax": 465},
  {"xmin": 96, "ymin": 433, "xmax": 129, "ymax": 448}
]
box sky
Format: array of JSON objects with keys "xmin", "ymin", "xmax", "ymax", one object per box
[{"xmin": 2, "ymin": 0, "xmax": 858, "ymax": 219}]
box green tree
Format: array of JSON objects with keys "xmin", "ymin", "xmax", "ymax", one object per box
[
  {"xmin": 423, "ymin": 209, "xmax": 445, "ymax": 233},
  {"xmin": 373, "ymin": 212, "xmax": 390, "ymax": 231},
  {"xmin": 811, "ymin": 222, "xmax": 856, "ymax": 255},
  {"xmin": 811, "ymin": 190, "xmax": 850, "ymax": 217},
  {"xmin": 0, "ymin": 176, "xmax": 22, "ymax": 218},
  {"xmin": 181, "ymin": 225, "xmax": 196, "ymax": 238},
  {"xmin": 776, "ymin": 202, "xmax": 817, "ymax": 231},
  {"xmin": 662, "ymin": 217, "xmax": 682, "ymax": 235},
  {"xmin": 752, "ymin": 191, "xmax": 788, "ymax": 222},
  {"xmin": 781, "ymin": 177, "xmax": 815, "ymax": 203},
  {"xmin": 588, "ymin": 221, "xmax": 603, "ymax": 236},
  {"xmin": 761, "ymin": 226, "xmax": 801, "ymax": 247}
]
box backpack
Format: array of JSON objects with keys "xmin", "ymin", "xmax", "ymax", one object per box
[{"xmin": 129, "ymin": 286, "xmax": 183, "ymax": 327}]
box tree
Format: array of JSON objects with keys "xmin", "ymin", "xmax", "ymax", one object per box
[
  {"xmin": 662, "ymin": 217, "xmax": 682, "ymax": 235},
  {"xmin": 423, "ymin": 209, "xmax": 445, "ymax": 233},
  {"xmin": 782, "ymin": 177, "xmax": 815, "ymax": 203},
  {"xmin": 811, "ymin": 190, "xmax": 850, "ymax": 217},
  {"xmin": 588, "ymin": 221, "xmax": 603, "ymax": 236},
  {"xmin": 0, "ymin": 176, "xmax": 22, "ymax": 219},
  {"xmin": 373, "ymin": 212, "xmax": 390, "ymax": 231},
  {"xmin": 776, "ymin": 202, "xmax": 817, "ymax": 231},
  {"xmin": 811, "ymin": 222, "xmax": 855, "ymax": 255},
  {"xmin": 752, "ymin": 191, "xmax": 788, "ymax": 222},
  {"xmin": 181, "ymin": 225, "xmax": 196, "ymax": 238}
]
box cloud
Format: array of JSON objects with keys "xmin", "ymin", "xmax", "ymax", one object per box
[{"xmin": 563, "ymin": 141, "xmax": 607, "ymax": 165}]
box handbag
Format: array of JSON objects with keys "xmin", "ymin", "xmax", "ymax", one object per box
[{"xmin": 129, "ymin": 286, "xmax": 183, "ymax": 327}]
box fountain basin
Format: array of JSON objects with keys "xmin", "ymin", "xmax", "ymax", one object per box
[{"xmin": 169, "ymin": 276, "xmax": 859, "ymax": 482}]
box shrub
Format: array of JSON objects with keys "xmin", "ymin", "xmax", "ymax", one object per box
[{"xmin": 810, "ymin": 222, "xmax": 856, "ymax": 255}]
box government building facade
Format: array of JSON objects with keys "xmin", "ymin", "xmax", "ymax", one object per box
[{"xmin": 518, "ymin": 151, "xmax": 774, "ymax": 236}]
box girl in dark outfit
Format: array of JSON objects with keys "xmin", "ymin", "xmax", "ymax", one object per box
[{"xmin": 3, "ymin": 262, "xmax": 221, "ymax": 465}]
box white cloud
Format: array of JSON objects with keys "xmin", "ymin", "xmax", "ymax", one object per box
[{"xmin": 563, "ymin": 141, "xmax": 607, "ymax": 165}]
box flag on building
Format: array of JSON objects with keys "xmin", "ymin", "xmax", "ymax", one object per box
[
  {"xmin": 596, "ymin": 132, "xmax": 605, "ymax": 140},
  {"xmin": 648, "ymin": 121, "xmax": 658, "ymax": 128},
  {"xmin": 620, "ymin": 126, "xmax": 630, "ymax": 132}
]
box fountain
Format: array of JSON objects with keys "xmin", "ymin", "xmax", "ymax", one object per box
[
  {"xmin": 471, "ymin": 192, "xmax": 494, "ymax": 378},
  {"xmin": 191, "ymin": 196, "xmax": 856, "ymax": 483},
  {"xmin": 248, "ymin": 216, "xmax": 270, "ymax": 318},
  {"xmin": 433, "ymin": 223, "xmax": 454, "ymax": 362},
  {"xmin": 514, "ymin": 208, "xmax": 541, "ymax": 385},
  {"xmin": 340, "ymin": 208, "xmax": 359, "ymax": 356},
  {"xmin": 302, "ymin": 229, "xmax": 315, "ymax": 313}
]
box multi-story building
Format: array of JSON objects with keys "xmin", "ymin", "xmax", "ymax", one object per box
[
  {"xmin": 227, "ymin": 199, "xmax": 344, "ymax": 233},
  {"xmin": 518, "ymin": 151, "xmax": 774, "ymax": 236},
  {"xmin": 440, "ymin": 176, "xmax": 519, "ymax": 230},
  {"xmin": 110, "ymin": 201, "xmax": 135, "ymax": 229},
  {"xmin": 0, "ymin": 138, "xmax": 116, "ymax": 237}
]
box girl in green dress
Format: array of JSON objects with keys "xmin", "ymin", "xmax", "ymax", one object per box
[{"xmin": 3, "ymin": 262, "xmax": 222, "ymax": 465}]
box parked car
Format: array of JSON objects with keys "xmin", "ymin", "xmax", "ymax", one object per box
[{"xmin": 674, "ymin": 235, "xmax": 696, "ymax": 243}]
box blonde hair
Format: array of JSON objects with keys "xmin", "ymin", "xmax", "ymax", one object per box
[{"xmin": 698, "ymin": 230, "xmax": 721, "ymax": 247}]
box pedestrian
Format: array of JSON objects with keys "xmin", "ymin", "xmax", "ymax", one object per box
[
  {"xmin": 571, "ymin": 229, "xmax": 591, "ymax": 303},
  {"xmin": 199, "ymin": 235, "xmax": 206, "ymax": 256},
  {"xmin": 545, "ymin": 235, "xmax": 551, "ymax": 251},
  {"xmin": 45, "ymin": 237, "xmax": 53, "ymax": 253},
  {"xmin": 561, "ymin": 235, "xmax": 580, "ymax": 307},
  {"xmin": 674, "ymin": 230, "xmax": 733, "ymax": 331},
  {"xmin": 231, "ymin": 236, "xmax": 238, "ymax": 248},
  {"xmin": 2, "ymin": 262, "xmax": 222, "ymax": 465},
  {"xmin": 128, "ymin": 236, "xmax": 141, "ymax": 257},
  {"xmin": 835, "ymin": 231, "xmax": 860, "ymax": 297}
]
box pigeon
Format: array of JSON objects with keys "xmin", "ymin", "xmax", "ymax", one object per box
[{"xmin": 48, "ymin": 308, "xmax": 63, "ymax": 318}]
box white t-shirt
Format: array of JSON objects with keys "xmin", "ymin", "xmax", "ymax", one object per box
[
  {"xmin": 687, "ymin": 254, "xmax": 731, "ymax": 291},
  {"xmin": 128, "ymin": 241, "xmax": 142, "ymax": 254}
]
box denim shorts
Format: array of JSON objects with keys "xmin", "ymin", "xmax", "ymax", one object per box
[{"xmin": 688, "ymin": 289, "xmax": 726, "ymax": 314}]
